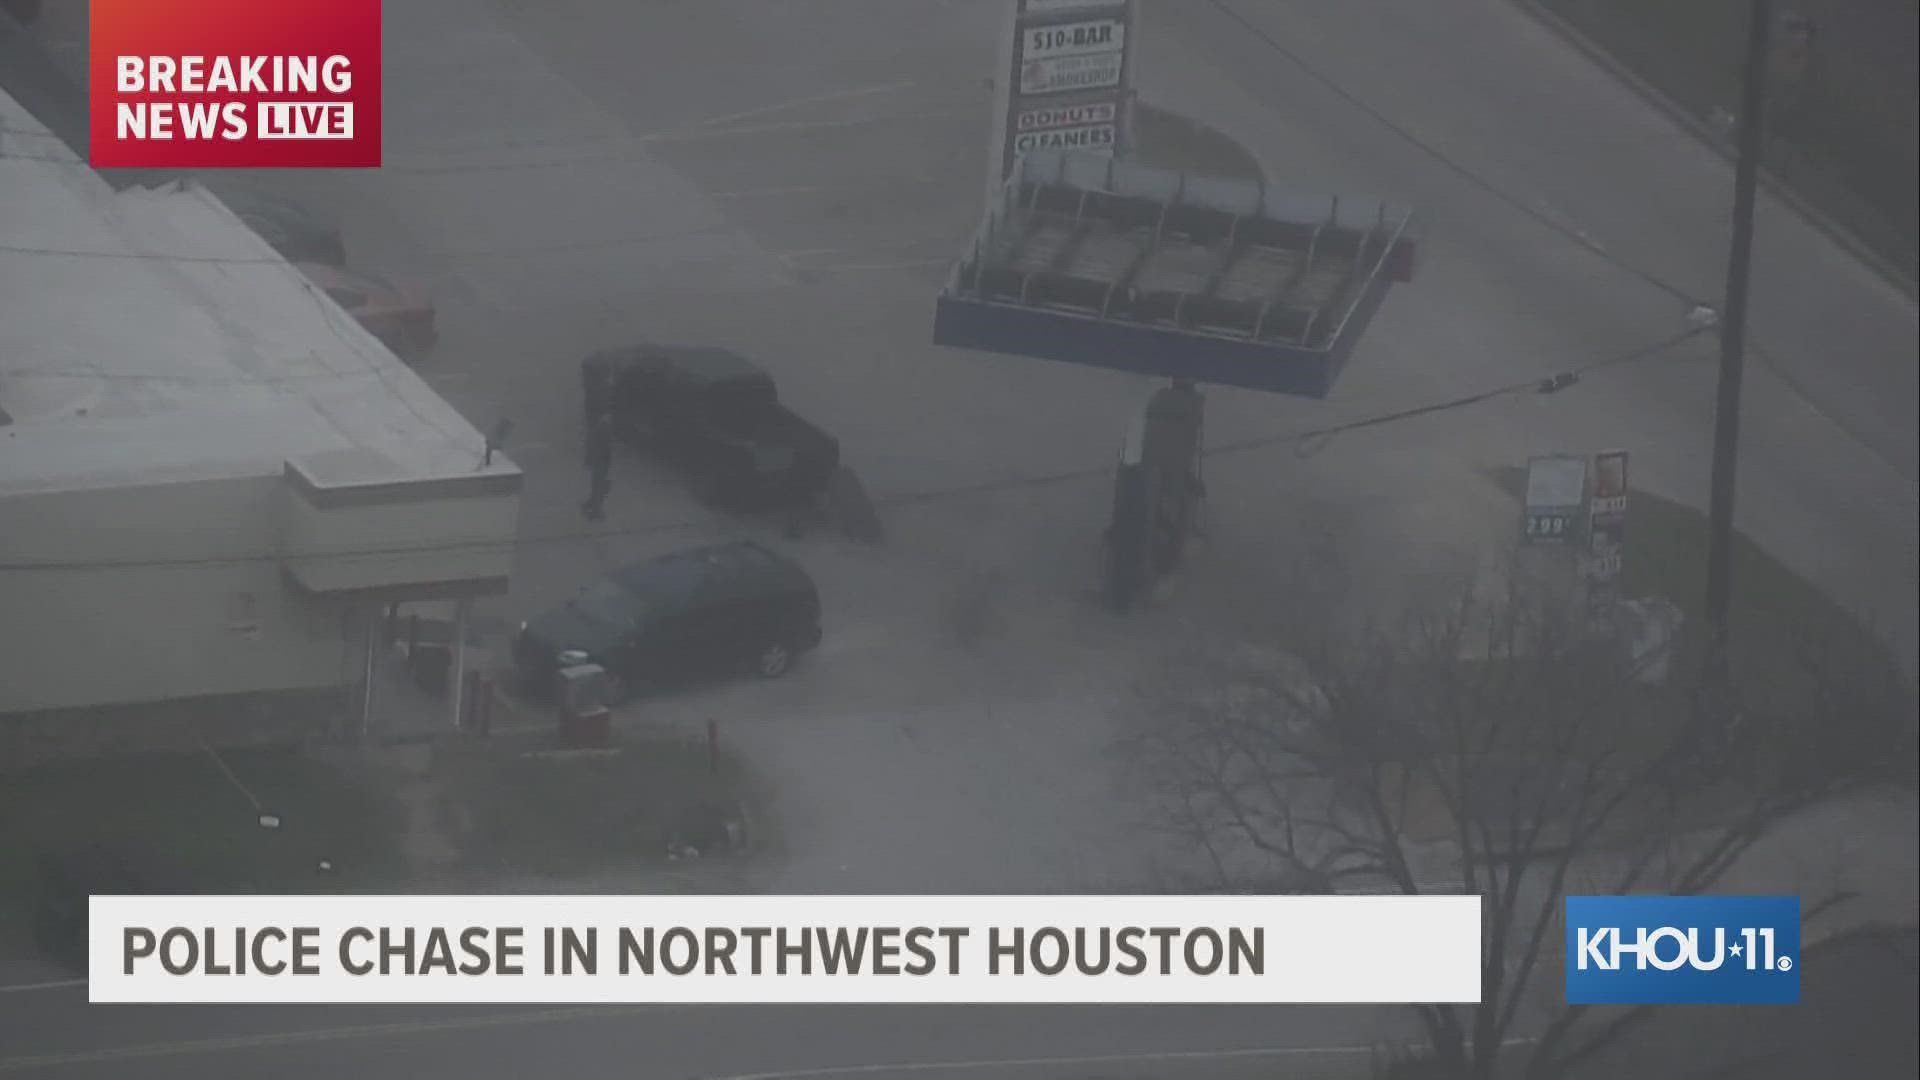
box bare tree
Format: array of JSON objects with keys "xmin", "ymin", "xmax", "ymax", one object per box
[{"xmin": 1124, "ymin": 567, "xmax": 1913, "ymax": 1079}]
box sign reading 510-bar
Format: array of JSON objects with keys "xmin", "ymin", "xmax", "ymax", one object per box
[{"xmin": 1025, "ymin": 19, "xmax": 1127, "ymax": 61}]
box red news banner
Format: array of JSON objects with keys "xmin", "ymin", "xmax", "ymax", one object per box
[{"xmin": 88, "ymin": 0, "xmax": 381, "ymax": 168}]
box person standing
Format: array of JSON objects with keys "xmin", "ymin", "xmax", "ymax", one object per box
[
  {"xmin": 581, "ymin": 357, "xmax": 610, "ymax": 426},
  {"xmin": 582, "ymin": 412, "xmax": 613, "ymax": 520}
]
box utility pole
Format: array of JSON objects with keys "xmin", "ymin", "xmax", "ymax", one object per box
[{"xmin": 1703, "ymin": 0, "xmax": 1774, "ymax": 684}]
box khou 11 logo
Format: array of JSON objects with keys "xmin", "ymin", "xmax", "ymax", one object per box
[{"xmin": 1565, "ymin": 896, "xmax": 1799, "ymax": 1004}]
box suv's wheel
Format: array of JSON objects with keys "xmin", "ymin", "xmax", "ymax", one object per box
[{"xmin": 755, "ymin": 641, "xmax": 792, "ymax": 678}]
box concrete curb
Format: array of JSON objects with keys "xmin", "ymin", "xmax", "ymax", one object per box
[{"xmin": 1510, "ymin": 0, "xmax": 1919, "ymax": 300}]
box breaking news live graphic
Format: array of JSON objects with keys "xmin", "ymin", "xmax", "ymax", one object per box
[
  {"xmin": 86, "ymin": 0, "xmax": 380, "ymax": 168},
  {"xmin": 2, "ymin": 0, "xmax": 1912, "ymax": 1076}
]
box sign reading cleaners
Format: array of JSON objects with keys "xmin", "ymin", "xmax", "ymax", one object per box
[
  {"xmin": 990, "ymin": 0, "xmax": 1136, "ymax": 186},
  {"xmin": 89, "ymin": 0, "xmax": 382, "ymax": 168}
]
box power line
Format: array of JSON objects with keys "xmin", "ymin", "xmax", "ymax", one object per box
[
  {"xmin": 0, "ymin": 232, "xmax": 290, "ymax": 265},
  {"xmin": 196, "ymin": 730, "xmax": 268, "ymax": 817},
  {"xmin": 0, "ymin": 220, "xmax": 746, "ymax": 266},
  {"xmin": 0, "ymin": 364, "xmax": 374, "ymax": 384},
  {"xmin": 886, "ymin": 323, "xmax": 1708, "ymax": 500},
  {"xmin": 375, "ymin": 108, "xmax": 980, "ymax": 176},
  {"xmin": 0, "ymin": 13, "xmax": 1719, "ymax": 573},
  {"xmin": 9, "ymin": 3, "xmax": 1703, "ymax": 312},
  {"xmin": 0, "ymin": 326, "xmax": 1708, "ymax": 574},
  {"xmin": 0, "ymin": 260, "xmax": 488, "ymax": 451},
  {"xmin": 0, "ymin": 80, "xmax": 960, "ymax": 154},
  {"xmin": 1211, "ymin": 325, "xmax": 1710, "ymax": 460},
  {"xmin": 0, "ymin": 104, "xmax": 977, "ymax": 178},
  {"xmin": 1204, "ymin": 0, "xmax": 1703, "ymax": 308},
  {"xmin": 0, "ymin": 242, "xmax": 485, "ymax": 444},
  {"xmin": 0, "ymin": 208, "xmax": 482, "ymax": 441},
  {"xmin": 289, "ymin": 274, "xmax": 479, "ymax": 454}
]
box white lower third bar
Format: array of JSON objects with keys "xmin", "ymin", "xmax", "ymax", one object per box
[
  {"xmin": 89, "ymin": 895, "xmax": 1483, "ymax": 1005},
  {"xmin": 256, "ymin": 101, "xmax": 355, "ymax": 140}
]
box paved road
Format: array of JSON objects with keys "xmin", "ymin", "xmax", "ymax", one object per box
[
  {"xmin": 1143, "ymin": 0, "xmax": 1917, "ymax": 664},
  {"xmin": 0, "ymin": 985, "xmax": 1408, "ymax": 1079}
]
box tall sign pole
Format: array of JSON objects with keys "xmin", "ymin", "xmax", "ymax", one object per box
[
  {"xmin": 985, "ymin": 0, "xmax": 1138, "ymax": 207},
  {"xmin": 984, "ymin": 0, "xmax": 1021, "ymax": 207},
  {"xmin": 1585, "ymin": 449, "xmax": 1630, "ymax": 629},
  {"xmin": 1703, "ymin": 0, "xmax": 1773, "ymax": 683}
]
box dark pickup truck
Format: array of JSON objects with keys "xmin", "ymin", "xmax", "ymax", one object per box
[{"xmin": 582, "ymin": 344, "xmax": 839, "ymax": 510}]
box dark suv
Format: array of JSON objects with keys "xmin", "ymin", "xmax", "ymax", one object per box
[{"xmin": 513, "ymin": 541, "xmax": 822, "ymax": 700}]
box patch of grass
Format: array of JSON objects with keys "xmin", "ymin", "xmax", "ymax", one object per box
[
  {"xmin": 444, "ymin": 737, "xmax": 756, "ymax": 878},
  {"xmin": 1619, "ymin": 486, "xmax": 1906, "ymax": 704},
  {"xmin": 1131, "ymin": 102, "xmax": 1266, "ymax": 183},
  {"xmin": 1490, "ymin": 466, "xmax": 1907, "ymax": 701},
  {"xmin": 0, "ymin": 749, "xmax": 406, "ymax": 951}
]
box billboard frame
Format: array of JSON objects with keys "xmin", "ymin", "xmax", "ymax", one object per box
[{"xmin": 938, "ymin": 148, "xmax": 1415, "ymax": 398}]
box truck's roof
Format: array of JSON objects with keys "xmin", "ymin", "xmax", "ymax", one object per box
[{"xmin": 587, "ymin": 343, "xmax": 768, "ymax": 387}]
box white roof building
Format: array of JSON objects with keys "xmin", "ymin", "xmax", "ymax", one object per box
[{"xmin": 0, "ymin": 86, "xmax": 520, "ymax": 735}]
